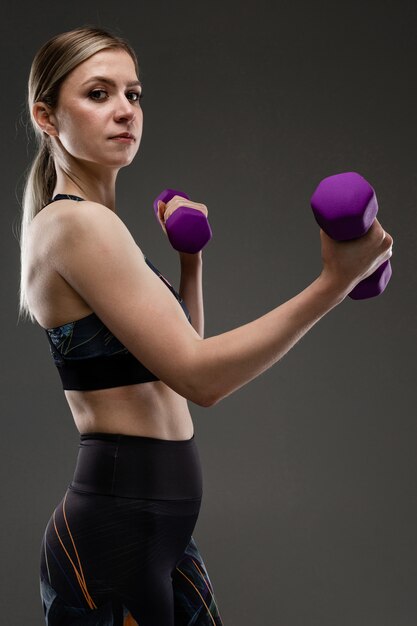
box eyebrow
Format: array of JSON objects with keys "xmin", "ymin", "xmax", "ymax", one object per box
[{"xmin": 82, "ymin": 76, "xmax": 142, "ymax": 88}]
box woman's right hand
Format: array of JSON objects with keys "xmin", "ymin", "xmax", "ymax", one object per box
[{"xmin": 319, "ymin": 218, "xmax": 394, "ymax": 295}]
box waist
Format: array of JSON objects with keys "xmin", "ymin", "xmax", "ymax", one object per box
[{"xmin": 69, "ymin": 431, "xmax": 203, "ymax": 500}]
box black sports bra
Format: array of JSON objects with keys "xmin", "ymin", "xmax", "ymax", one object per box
[{"xmin": 43, "ymin": 194, "xmax": 192, "ymax": 391}]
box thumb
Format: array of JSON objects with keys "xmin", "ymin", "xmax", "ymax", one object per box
[
  {"xmin": 157, "ymin": 200, "xmax": 166, "ymax": 220},
  {"xmin": 157, "ymin": 200, "xmax": 168, "ymax": 234}
]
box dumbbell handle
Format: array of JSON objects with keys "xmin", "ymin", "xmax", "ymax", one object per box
[
  {"xmin": 310, "ymin": 172, "xmax": 392, "ymax": 300},
  {"xmin": 153, "ymin": 189, "xmax": 212, "ymax": 254}
]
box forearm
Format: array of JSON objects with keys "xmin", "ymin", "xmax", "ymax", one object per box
[
  {"xmin": 179, "ymin": 251, "xmax": 204, "ymax": 338},
  {"xmin": 196, "ymin": 273, "xmax": 348, "ymax": 406}
]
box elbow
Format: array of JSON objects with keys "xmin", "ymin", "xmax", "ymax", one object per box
[
  {"xmin": 185, "ymin": 376, "xmax": 217, "ymax": 407},
  {"xmin": 199, "ymin": 391, "xmax": 218, "ymax": 408},
  {"xmin": 192, "ymin": 380, "xmax": 219, "ymax": 408},
  {"xmin": 185, "ymin": 338, "xmax": 218, "ymax": 407},
  {"xmin": 189, "ymin": 386, "xmax": 216, "ymax": 408}
]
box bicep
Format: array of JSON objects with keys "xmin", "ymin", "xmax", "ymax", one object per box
[{"xmin": 51, "ymin": 203, "xmax": 205, "ymax": 404}]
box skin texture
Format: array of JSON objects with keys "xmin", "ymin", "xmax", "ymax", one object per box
[
  {"xmin": 32, "ymin": 48, "xmax": 143, "ymax": 213},
  {"xmin": 32, "ymin": 48, "xmax": 209, "ymax": 233}
]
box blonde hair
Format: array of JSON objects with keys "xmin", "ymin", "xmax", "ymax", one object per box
[{"xmin": 17, "ymin": 25, "xmax": 140, "ymax": 323}]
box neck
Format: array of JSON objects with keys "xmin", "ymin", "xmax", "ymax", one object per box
[{"xmin": 52, "ymin": 164, "xmax": 119, "ymax": 213}]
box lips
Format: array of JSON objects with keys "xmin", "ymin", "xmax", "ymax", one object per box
[{"xmin": 110, "ymin": 132, "xmax": 135, "ymax": 140}]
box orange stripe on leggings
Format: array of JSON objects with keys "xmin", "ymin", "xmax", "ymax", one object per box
[
  {"xmin": 52, "ymin": 511, "xmax": 96, "ymax": 609},
  {"xmin": 176, "ymin": 567, "xmax": 217, "ymax": 626},
  {"xmin": 191, "ymin": 559, "xmax": 220, "ymax": 616},
  {"xmin": 123, "ymin": 611, "xmax": 139, "ymax": 625},
  {"xmin": 190, "ymin": 559, "xmax": 222, "ymax": 620},
  {"xmin": 191, "ymin": 557, "xmax": 214, "ymax": 594},
  {"xmin": 52, "ymin": 493, "xmax": 97, "ymax": 609}
]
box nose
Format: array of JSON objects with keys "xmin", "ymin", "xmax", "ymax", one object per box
[{"xmin": 113, "ymin": 93, "xmax": 137, "ymax": 122}]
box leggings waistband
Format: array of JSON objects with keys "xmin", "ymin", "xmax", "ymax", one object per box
[{"xmin": 69, "ymin": 432, "xmax": 203, "ymax": 500}]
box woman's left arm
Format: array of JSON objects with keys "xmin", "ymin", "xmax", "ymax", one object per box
[{"xmin": 179, "ymin": 251, "xmax": 204, "ymax": 338}]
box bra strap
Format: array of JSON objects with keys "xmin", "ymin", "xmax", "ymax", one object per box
[{"xmin": 49, "ymin": 194, "xmax": 85, "ymax": 202}]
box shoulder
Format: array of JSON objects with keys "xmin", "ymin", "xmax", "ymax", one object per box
[
  {"xmin": 46, "ymin": 199, "xmax": 122, "ymax": 228},
  {"xmin": 45, "ymin": 200, "xmax": 145, "ymax": 278},
  {"xmin": 47, "ymin": 200, "xmax": 136, "ymax": 248}
]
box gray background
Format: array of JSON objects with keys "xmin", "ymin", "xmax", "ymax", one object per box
[{"xmin": 2, "ymin": 0, "xmax": 417, "ymax": 624}]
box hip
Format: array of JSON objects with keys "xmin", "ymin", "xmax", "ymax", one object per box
[{"xmin": 69, "ymin": 430, "xmax": 203, "ymax": 500}]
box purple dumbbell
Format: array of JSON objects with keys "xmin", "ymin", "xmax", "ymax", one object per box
[
  {"xmin": 310, "ymin": 171, "xmax": 392, "ymax": 300},
  {"xmin": 153, "ymin": 188, "xmax": 212, "ymax": 254}
]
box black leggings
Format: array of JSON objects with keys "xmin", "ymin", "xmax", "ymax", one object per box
[{"xmin": 39, "ymin": 431, "xmax": 223, "ymax": 625}]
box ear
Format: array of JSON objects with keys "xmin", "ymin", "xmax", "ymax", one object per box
[{"xmin": 32, "ymin": 102, "xmax": 59, "ymax": 137}]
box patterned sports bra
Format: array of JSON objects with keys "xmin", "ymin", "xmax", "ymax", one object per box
[{"xmin": 43, "ymin": 194, "xmax": 192, "ymax": 391}]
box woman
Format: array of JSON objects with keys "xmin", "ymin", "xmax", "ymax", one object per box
[{"xmin": 19, "ymin": 26, "xmax": 393, "ymax": 626}]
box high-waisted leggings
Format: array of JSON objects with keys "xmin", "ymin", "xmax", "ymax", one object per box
[{"xmin": 39, "ymin": 431, "xmax": 224, "ymax": 625}]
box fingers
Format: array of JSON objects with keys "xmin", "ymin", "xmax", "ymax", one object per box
[
  {"xmin": 320, "ymin": 221, "xmax": 393, "ymax": 256},
  {"xmin": 366, "ymin": 219, "xmax": 394, "ymax": 251},
  {"xmin": 373, "ymin": 218, "xmax": 394, "ymax": 251},
  {"xmin": 368, "ymin": 218, "xmax": 385, "ymax": 241},
  {"xmin": 384, "ymin": 233, "xmax": 394, "ymax": 257},
  {"xmin": 162, "ymin": 195, "xmax": 208, "ymax": 222},
  {"xmin": 156, "ymin": 196, "xmax": 208, "ymax": 241}
]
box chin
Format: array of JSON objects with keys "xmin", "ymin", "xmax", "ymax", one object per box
[
  {"xmin": 109, "ymin": 145, "xmax": 140, "ymax": 161},
  {"xmin": 101, "ymin": 153, "xmax": 138, "ymax": 168},
  {"xmin": 120, "ymin": 153, "xmax": 138, "ymax": 166}
]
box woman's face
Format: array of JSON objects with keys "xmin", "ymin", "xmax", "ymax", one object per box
[{"xmin": 42, "ymin": 48, "xmax": 143, "ymax": 168}]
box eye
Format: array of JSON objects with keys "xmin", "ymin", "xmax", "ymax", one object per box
[
  {"xmin": 128, "ymin": 91, "xmax": 143, "ymax": 102},
  {"xmin": 88, "ymin": 89, "xmax": 107, "ymax": 101},
  {"xmin": 88, "ymin": 89, "xmax": 143, "ymax": 103}
]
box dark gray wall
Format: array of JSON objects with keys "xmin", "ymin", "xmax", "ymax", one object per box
[{"xmin": 2, "ymin": 1, "xmax": 417, "ymax": 624}]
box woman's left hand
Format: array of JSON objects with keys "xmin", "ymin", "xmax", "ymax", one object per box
[{"xmin": 157, "ymin": 196, "xmax": 208, "ymax": 237}]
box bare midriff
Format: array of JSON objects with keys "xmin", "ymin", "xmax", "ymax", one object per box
[{"xmin": 64, "ymin": 381, "xmax": 194, "ymax": 441}]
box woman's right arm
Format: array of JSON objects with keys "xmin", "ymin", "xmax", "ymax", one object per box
[{"xmin": 51, "ymin": 202, "xmax": 393, "ymax": 408}]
